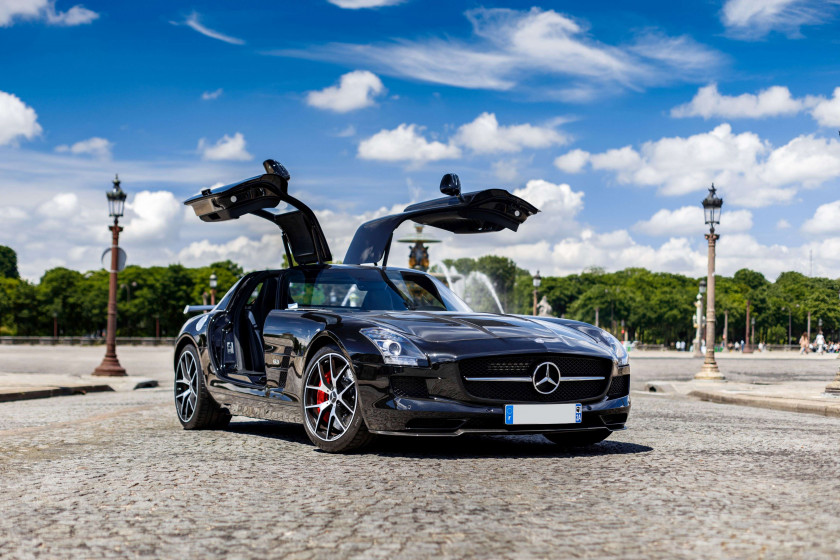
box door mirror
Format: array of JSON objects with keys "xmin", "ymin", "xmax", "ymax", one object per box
[{"xmin": 440, "ymin": 173, "xmax": 461, "ymax": 198}]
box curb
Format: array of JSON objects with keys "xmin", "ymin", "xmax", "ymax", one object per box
[
  {"xmin": 689, "ymin": 390, "xmax": 840, "ymax": 419},
  {"xmin": 0, "ymin": 385, "xmax": 114, "ymax": 403}
]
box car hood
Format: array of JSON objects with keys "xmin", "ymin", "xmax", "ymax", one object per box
[{"xmin": 366, "ymin": 311, "xmax": 598, "ymax": 346}]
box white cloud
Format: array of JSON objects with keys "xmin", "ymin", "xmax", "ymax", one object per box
[
  {"xmin": 492, "ymin": 158, "xmax": 521, "ymax": 182},
  {"xmin": 511, "ymin": 179, "xmax": 583, "ymax": 238},
  {"xmin": 358, "ymin": 113, "xmax": 568, "ymax": 165},
  {"xmin": 452, "ymin": 112, "xmax": 568, "ymax": 154},
  {"xmin": 672, "ymin": 83, "xmax": 806, "ymax": 119},
  {"xmin": 125, "ymin": 191, "xmax": 183, "ymax": 242},
  {"xmin": 576, "ymin": 123, "xmax": 840, "ymax": 207},
  {"xmin": 197, "ymin": 132, "xmax": 253, "ymax": 161},
  {"xmin": 671, "ymin": 84, "xmax": 840, "ymax": 128},
  {"xmin": 274, "ymin": 7, "xmax": 723, "ymax": 96},
  {"xmin": 554, "ymin": 149, "xmax": 590, "ymax": 173},
  {"xmin": 0, "ymin": 90, "xmax": 42, "ymax": 146},
  {"xmin": 175, "ymin": 12, "xmax": 245, "ymax": 45},
  {"xmin": 810, "ymin": 87, "xmax": 840, "ymax": 127},
  {"xmin": 357, "ymin": 124, "xmax": 461, "ymax": 164},
  {"xmin": 777, "ymin": 219, "xmax": 792, "ymax": 229},
  {"xmin": 0, "ymin": 0, "xmax": 97, "ymax": 27},
  {"xmin": 334, "ymin": 125, "xmax": 356, "ymax": 138},
  {"xmin": 802, "ymin": 200, "xmax": 840, "ymax": 234},
  {"xmin": 55, "ymin": 137, "xmax": 112, "ymax": 159},
  {"xmin": 633, "ymin": 206, "xmax": 754, "ymax": 236},
  {"xmin": 201, "ymin": 88, "xmax": 223, "ymax": 100},
  {"xmin": 306, "ymin": 70, "xmax": 385, "ymax": 113},
  {"xmin": 721, "ymin": 0, "xmax": 836, "ymax": 38},
  {"xmin": 327, "ymin": 0, "xmax": 405, "ymax": 9}
]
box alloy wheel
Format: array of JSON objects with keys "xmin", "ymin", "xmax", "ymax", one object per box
[
  {"xmin": 175, "ymin": 350, "xmax": 199, "ymax": 422},
  {"xmin": 303, "ymin": 353, "xmax": 358, "ymax": 442}
]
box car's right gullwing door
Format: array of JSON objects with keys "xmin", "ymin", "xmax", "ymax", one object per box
[{"xmin": 344, "ymin": 174, "xmax": 539, "ymax": 265}]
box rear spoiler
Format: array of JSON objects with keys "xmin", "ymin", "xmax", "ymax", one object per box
[
  {"xmin": 344, "ymin": 174, "xmax": 539, "ymax": 265},
  {"xmin": 184, "ymin": 305, "xmax": 215, "ymax": 315}
]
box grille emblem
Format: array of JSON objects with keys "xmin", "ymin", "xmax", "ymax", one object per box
[{"xmin": 532, "ymin": 361, "xmax": 561, "ymax": 394}]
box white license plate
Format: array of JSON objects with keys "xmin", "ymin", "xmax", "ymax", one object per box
[{"xmin": 504, "ymin": 403, "xmax": 582, "ymax": 425}]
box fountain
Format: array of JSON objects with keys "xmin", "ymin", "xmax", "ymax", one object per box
[{"xmin": 433, "ymin": 262, "xmax": 505, "ymax": 314}]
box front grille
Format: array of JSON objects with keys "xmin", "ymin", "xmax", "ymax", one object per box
[
  {"xmin": 390, "ymin": 376, "xmax": 429, "ymax": 399},
  {"xmin": 607, "ymin": 375, "xmax": 630, "ymax": 398},
  {"xmin": 460, "ymin": 354, "xmax": 612, "ymax": 403}
]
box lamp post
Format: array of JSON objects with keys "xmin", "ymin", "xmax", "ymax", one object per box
[
  {"xmin": 532, "ymin": 271, "xmax": 541, "ymax": 316},
  {"xmin": 696, "ymin": 185, "xmax": 724, "ymax": 379},
  {"xmin": 209, "ymin": 273, "xmax": 218, "ymax": 306},
  {"xmin": 93, "ymin": 175, "xmax": 128, "ymax": 377},
  {"xmin": 693, "ymin": 279, "xmax": 705, "ymax": 358}
]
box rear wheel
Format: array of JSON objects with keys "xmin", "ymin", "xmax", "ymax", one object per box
[
  {"xmin": 301, "ymin": 346, "xmax": 373, "ymax": 453},
  {"xmin": 175, "ymin": 344, "xmax": 231, "ymax": 430},
  {"xmin": 544, "ymin": 429, "xmax": 611, "ymax": 447}
]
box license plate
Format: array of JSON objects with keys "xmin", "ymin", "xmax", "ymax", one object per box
[{"xmin": 504, "ymin": 403, "xmax": 582, "ymax": 425}]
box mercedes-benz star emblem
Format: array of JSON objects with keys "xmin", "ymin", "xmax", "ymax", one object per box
[{"xmin": 532, "ymin": 361, "xmax": 561, "ymax": 394}]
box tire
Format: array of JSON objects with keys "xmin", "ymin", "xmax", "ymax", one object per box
[
  {"xmin": 544, "ymin": 429, "xmax": 611, "ymax": 447},
  {"xmin": 301, "ymin": 345, "xmax": 373, "ymax": 453},
  {"xmin": 175, "ymin": 344, "xmax": 231, "ymax": 430}
]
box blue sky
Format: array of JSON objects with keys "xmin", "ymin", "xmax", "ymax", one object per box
[{"xmin": 2, "ymin": 0, "xmax": 840, "ymax": 280}]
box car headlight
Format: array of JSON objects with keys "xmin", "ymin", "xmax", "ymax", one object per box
[
  {"xmin": 360, "ymin": 327, "xmax": 429, "ymax": 367},
  {"xmin": 604, "ymin": 331, "xmax": 629, "ymax": 366}
]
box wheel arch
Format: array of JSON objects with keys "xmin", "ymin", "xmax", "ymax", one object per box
[
  {"xmin": 304, "ymin": 331, "xmax": 350, "ymax": 365},
  {"xmin": 174, "ymin": 334, "xmax": 199, "ymax": 369}
]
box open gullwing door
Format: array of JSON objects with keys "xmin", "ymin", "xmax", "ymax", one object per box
[
  {"xmin": 184, "ymin": 160, "xmax": 332, "ymax": 265},
  {"xmin": 344, "ymin": 173, "xmax": 539, "ymax": 265}
]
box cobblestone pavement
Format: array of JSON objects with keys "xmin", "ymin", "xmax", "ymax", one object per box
[{"xmin": 0, "ymin": 350, "xmax": 839, "ymax": 559}]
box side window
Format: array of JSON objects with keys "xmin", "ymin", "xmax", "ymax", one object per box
[
  {"xmin": 286, "ymin": 271, "xmax": 307, "ymax": 307},
  {"xmin": 386, "ymin": 271, "xmax": 446, "ymax": 310},
  {"xmin": 246, "ymin": 282, "xmax": 263, "ymax": 306},
  {"xmin": 404, "ymin": 279, "xmax": 446, "ymax": 310},
  {"xmin": 284, "ymin": 269, "xmax": 370, "ymax": 309}
]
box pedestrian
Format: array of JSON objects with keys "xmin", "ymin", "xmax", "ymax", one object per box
[
  {"xmin": 815, "ymin": 331, "xmax": 826, "ymax": 355},
  {"xmin": 799, "ymin": 332, "xmax": 810, "ymax": 355}
]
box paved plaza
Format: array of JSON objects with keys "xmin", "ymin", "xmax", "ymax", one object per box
[{"xmin": 1, "ymin": 347, "xmax": 839, "ymax": 559}]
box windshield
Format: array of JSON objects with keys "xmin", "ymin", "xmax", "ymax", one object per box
[{"xmin": 285, "ymin": 267, "xmax": 472, "ymax": 312}]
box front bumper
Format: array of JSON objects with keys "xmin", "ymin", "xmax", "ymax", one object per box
[{"xmin": 356, "ymin": 359, "xmax": 631, "ymax": 436}]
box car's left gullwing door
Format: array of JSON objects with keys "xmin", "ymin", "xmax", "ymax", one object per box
[{"xmin": 184, "ymin": 160, "xmax": 332, "ymax": 265}]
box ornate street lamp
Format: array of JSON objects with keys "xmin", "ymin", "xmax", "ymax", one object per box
[
  {"xmin": 209, "ymin": 273, "xmax": 218, "ymax": 306},
  {"xmin": 93, "ymin": 175, "xmax": 128, "ymax": 377},
  {"xmin": 696, "ymin": 185, "xmax": 725, "ymax": 379},
  {"xmin": 532, "ymin": 271, "xmax": 541, "ymax": 316}
]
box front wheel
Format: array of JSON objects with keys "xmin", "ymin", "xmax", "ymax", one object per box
[
  {"xmin": 544, "ymin": 429, "xmax": 611, "ymax": 447},
  {"xmin": 301, "ymin": 346, "xmax": 373, "ymax": 453},
  {"xmin": 175, "ymin": 344, "xmax": 231, "ymax": 430}
]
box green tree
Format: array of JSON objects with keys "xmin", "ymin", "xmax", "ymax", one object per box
[{"xmin": 0, "ymin": 246, "xmax": 19, "ymax": 279}]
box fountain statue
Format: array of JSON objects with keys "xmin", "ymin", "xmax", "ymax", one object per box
[
  {"xmin": 537, "ymin": 295, "xmax": 554, "ymax": 317},
  {"xmin": 397, "ymin": 225, "xmax": 440, "ymax": 272}
]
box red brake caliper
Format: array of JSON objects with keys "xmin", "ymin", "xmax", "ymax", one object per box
[{"xmin": 316, "ymin": 369, "xmax": 332, "ymax": 426}]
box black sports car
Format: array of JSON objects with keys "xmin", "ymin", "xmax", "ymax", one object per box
[{"xmin": 174, "ymin": 160, "xmax": 630, "ymax": 452}]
